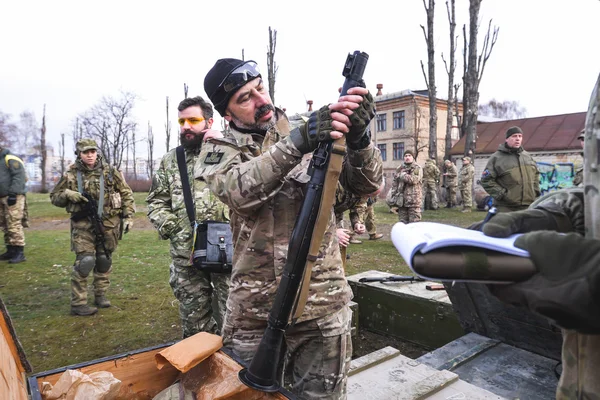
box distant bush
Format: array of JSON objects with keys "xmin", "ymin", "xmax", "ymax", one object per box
[{"xmin": 127, "ymin": 178, "xmax": 152, "ymax": 192}]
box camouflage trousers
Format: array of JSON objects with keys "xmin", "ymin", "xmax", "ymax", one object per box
[
  {"xmin": 398, "ymin": 207, "xmax": 422, "ymax": 224},
  {"xmin": 556, "ymin": 331, "xmax": 600, "ymax": 399},
  {"xmin": 365, "ymin": 204, "xmax": 377, "ymax": 235},
  {"xmin": 423, "ymin": 181, "xmax": 439, "ymax": 210},
  {"xmin": 459, "ymin": 185, "xmax": 472, "ymax": 210},
  {"xmin": 70, "ymin": 217, "xmax": 119, "ymax": 307},
  {"xmin": 169, "ymin": 263, "xmax": 230, "ymax": 338},
  {"xmin": 446, "ymin": 186, "xmax": 457, "ymax": 206},
  {"xmin": 222, "ymin": 306, "xmax": 353, "ymax": 400},
  {"xmin": 0, "ymin": 195, "xmax": 26, "ymax": 246}
]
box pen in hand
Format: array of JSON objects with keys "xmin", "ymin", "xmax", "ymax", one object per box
[{"xmin": 480, "ymin": 206, "xmax": 498, "ymax": 231}]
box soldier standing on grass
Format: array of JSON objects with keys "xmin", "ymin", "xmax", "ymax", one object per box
[
  {"xmin": 422, "ymin": 157, "xmax": 440, "ymax": 210},
  {"xmin": 458, "ymin": 156, "xmax": 475, "ymax": 213},
  {"xmin": 388, "ymin": 150, "xmax": 423, "ymax": 223},
  {"xmin": 50, "ymin": 139, "xmax": 135, "ymax": 316},
  {"xmin": 443, "ymin": 159, "xmax": 458, "ymax": 208},
  {"xmin": 146, "ymin": 96, "xmax": 230, "ymax": 338},
  {"xmin": 0, "ymin": 145, "xmax": 27, "ymax": 264}
]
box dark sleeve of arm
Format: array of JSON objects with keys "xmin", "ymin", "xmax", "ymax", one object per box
[
  {"xmin": 8, "ymin": 159, "xmax": 26, "ymax": 194},
  {"xmin": 480, "ymin": 158, "xmax": 505, "ymax": 199}
]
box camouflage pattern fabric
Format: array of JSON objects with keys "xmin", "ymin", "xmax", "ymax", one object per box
[
  {"xmin": 0, "ymin": 194, "xmax": 26, "ymax": 246},
  {"xmin": 573, "ymin": 168, "xmax": 583, "ymax": 187},
  {"xmin": 50, "ymin": 155, "xmax": 135, "ymax": 307},
  {"xmin": 222, "ymin": 306, "xmax": 352, "ymax": 400},
  {"xmin": 194, "ymin": 109, "xmax": 382, "ymax": 324},
  {"xmin": 459, "ymin": 164, "xmax": 475, "ymax": 210},
  {"xmin": 334, "ymin": 182, "xmax": 363, "ymax": 230},
  {"xmin": 444, "ymin": 163, "xmax": 458, "ymax": 206},
  {"xmin": 391, "ymin": 162, "xmax": 422, "ymax": 223},
  {"xmin": 423, "ymin": 159, "xmax": 440, "ymax": 210},
  {"xmin": 146, "ymin": 145, "xmax": 231, "ymax": 337},
  {"xmin": 364, "ymin": 202, "xmax": 377, "ymax": 235}
]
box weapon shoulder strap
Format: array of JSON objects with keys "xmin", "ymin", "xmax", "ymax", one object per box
[
  {"xmin": 176, "ymin": 146, "xmax": 196, "ymax": 226},
  {"xmin": 292, "ymin": 137, "xmax": 347, "ymax": 322}
]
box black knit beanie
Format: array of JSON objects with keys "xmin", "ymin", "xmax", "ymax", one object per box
[
  {"xmin": 505, "ymin": 126, "xmax": 523, "ymax": 139},
  {"xmin": 204, "ymin": 58, "xmax": 259, "ymax": 117}
]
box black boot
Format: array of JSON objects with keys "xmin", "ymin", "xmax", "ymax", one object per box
[
  {"xmin": 9, "ymin": 246, "xmax": 26, "ymax": 264},
  {"xmin": 0, "ymin": 245, "xmax": 14, "ymax": 261}
]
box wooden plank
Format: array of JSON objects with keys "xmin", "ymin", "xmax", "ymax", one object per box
[{"xmin": 0, "ymin": 298, "xmax": 29, "ymax": 400}]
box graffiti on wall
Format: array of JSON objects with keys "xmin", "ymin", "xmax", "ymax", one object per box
[{"xmin": 537, "ymin": 162, "xmax": 575, "ymax": 194}]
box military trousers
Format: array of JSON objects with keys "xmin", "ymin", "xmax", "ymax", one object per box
[
  {"xmin": 222, "ymin": 306, "xmax": 353, "ymax": 400},
  {"xmin": 70, "ymin": 216, "xmax": 119, "ymax": 307},
  {"xmin": 459, "ymin": 185, "xmax": 473, "ymax": 210},
  {"xmin": 398, "ymin": 207, "xmax": 422, "ymax": 224},
  {"xmin": 556, "ymin": 331, "xmax": 600, "ymax": 399},
  {"xmin": 446, "ymin": 186, "xmax": 457, "ymax": 206},
  {"xmin": 169, "ymin": 263, "xmax": 230, "ymax": 338},
  {"xmin": 0, "ymin": 194, "xmax": 26, "ymax": 246},
  {"xmin": 365, "ymin": 204, "xmax": 377, "ymax": 235},
  {"xmin": 423, "ymin": 181, "xmax": 439, "ymax": 210}
]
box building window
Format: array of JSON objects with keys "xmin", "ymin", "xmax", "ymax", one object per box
[
  {"xmin": 393, "ymin": 142, "xmax": 404, "ymax": 160},
  {"xmin": 377, "ymin": 144, "xmax": 387, "ymax": 161},
  {"xmin": 376, "ymin": 113, "xmax": 387, "ymax": 132},
  {"xmin": 393, "ymin": 111, "xmax": 405, "ymax": 130}
]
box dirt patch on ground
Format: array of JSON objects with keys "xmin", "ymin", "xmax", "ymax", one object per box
[{"xmin": 352, "ymin": 329, "xmax": 430, "ymax": 360}]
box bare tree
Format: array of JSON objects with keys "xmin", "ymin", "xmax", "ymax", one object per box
[
  {"xmin": 131, "ymin": 126, "xmax": 137, "ymax": 180},
  {"xmin": 0, "ymin": 111, "xmax": 17, "ymax": 149},
  {"xmin": 40, "ymin": 104, "xmax": 48, "ymax": 192},
  {"xmin": 420, "ymin": 0, "xmax": 437, "ymax": 161},
  {"xmin": 395, "ymin": 100, "xmax": 429, "ymax": 160},
  {"xmin": 79, "ymin": 90, "xmax": 138, "ymax": 169},
  {"xmin": 462, "ymin": 1, "xmax": 499, "ymax": 156},
  {"xmin": 267, "ymin": 26, "xmax": 278, "ymax": 106},
  {"xmin": 165, "ymin": 96, "xmax": 172, "ymax": 152},
  {"xmin": 478, "ymin": 99, "xmax": 527, "ymax": 119},
  {"xmin": 15, "ymin": 111, "xmax": 39, "ymax": 154},
  {"xmin": 442, "ymin": 0, "xmax": 458, "ymax": 160},
  {"xmin": 147, "ymin": 121, "xmax": 155, "ymax": 179},
  {"xmin": 183, "ymin": 83, "xmax": 188, "ymax": 99},
  {"xmin": 59, "ymin": 132, "xmax": 66, "ymax": 176},
  {"xmin": 71, "ymin": 117, "xmax": 84, "ymax": 153}
]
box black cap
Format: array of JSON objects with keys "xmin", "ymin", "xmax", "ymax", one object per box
[
  {"xmin": 505, "ymin": 126, "xmax": 523, "ymax": 139},
  {"xmin": 204, "ymin": 58, "xmax": 259, "ymax": 117}
]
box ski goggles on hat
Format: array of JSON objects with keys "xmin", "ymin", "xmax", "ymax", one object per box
[{"xmin": 219, "ymin": 61, "xmax": 261, "ymax": 93}]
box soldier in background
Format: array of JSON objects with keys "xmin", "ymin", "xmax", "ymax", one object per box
[
  {"xmin": 146, "ymin": 96, "xmax": 230, "ymax": 338},
  {"xmin": 458, "ymin": 156, "xmax": 475, "ymax": 213},
  {"xmin": 389, "ymin": 150, "xmax": 423, "ymax": 223},
  {"xmin": 0, "ymin": 145, "xmax": 27, "ymax": 264},
  {"xmin": 50, "ymin": 139, "xmax": 135, "ymax": 316},
  {"xmin": 443, "ymin": 159, "xmax": 458, "ymax": 208},
  {"xmin": 423, "ymin": 158, "xmax": 440, "ymax": 210}
]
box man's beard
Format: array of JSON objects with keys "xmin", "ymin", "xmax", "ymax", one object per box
[
  {"xmin": 229, "ymin": 104, "xmax": 276, "ymax": 132},
  {"xmin": 180, "ymin": 130, "xmax": 203, "ymax": 148}
]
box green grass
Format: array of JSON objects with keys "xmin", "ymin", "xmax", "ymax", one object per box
[{"xmin": 1, "ymin": 193, "xmax": 487, "ymax": 373}]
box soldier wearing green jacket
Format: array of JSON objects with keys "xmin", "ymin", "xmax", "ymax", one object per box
[
  {"xmin": 480, "ymin": 126, "xmax": 540, "ymax": 212},
  {"xmin": 50, "ymin": 139, "xmax": 135, "ymax": 316},
  {"xmin": 146, "ymin": 96, "xmax": 230, "ymax": 338},
  {"xmin": 0, "ymin": 146, "xmax": 27, "ymax": 264}
]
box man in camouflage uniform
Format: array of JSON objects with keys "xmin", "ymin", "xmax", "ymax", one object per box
[
  {"xmin": 388, "ymin": 150, "xmax": 422, "ymax": 223},
  {"xmin": 197, "ymin": 58, "xmax": 381, "ymax": 399},
  {"xmin": 443, "ymin": 159, "xmax": 458, "ymax": 208},
  {"xmin": 146, "ymin": 96, "xmax": 230, "ymax": 338},
  {"xmin": 458, "ymin": 156, "xmax": 475, "ymax": 213},
  {"xmin": 0, "ymin": 145, "xmax": 27, "ymax": 264},
  {"xmin": 481, "ymin": 126, "xmax": 540, "ymax": 212},
  {"xmin": 422, "ymin": 157, "xmax": 440, "ymax": 210},
  {"xmin": 482, "ymin": 74, "xmax": 600, "ymax": 399},
  {"xmin": 50, "ymin": 139, "xmax": 135, "ymax": 316}
]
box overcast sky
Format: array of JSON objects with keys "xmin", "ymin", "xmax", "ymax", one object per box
[{"xmin": 1, "ymin": 0, "xmax": 598, "ymax": 158}]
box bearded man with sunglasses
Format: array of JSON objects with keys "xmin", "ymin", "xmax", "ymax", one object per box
[
  {"xmin": 146, "ymin": 96, "xmax": 230, "ymax": 338},
  {"xmin": 197, "ymin": 58, "xmax": 382, "ymax": 399}
]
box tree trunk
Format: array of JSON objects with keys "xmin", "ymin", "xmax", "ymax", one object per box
[
  {"xmin": 464, "ymin": 0, "xmax": 481, "ymax": 156},
  {"xmin": 267, "ymin": 27, "xmax": 277, "ymax": 106},
  {"xmin": 444, "ymin": 0, "xmax": 457, "ymax": 161},
  {"xmin": 421, "ymin": 0, "xmax": 437, "ymax": 161},
  {"xmin": 40, "ymin": 105, "xmax": 47, "ymax": 193},
  {"xmin": 165, "ymin": 96, "xmax": 171, "ymax": 152}
]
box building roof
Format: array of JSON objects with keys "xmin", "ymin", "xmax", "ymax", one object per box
[{"xmin": 449, "ymin": 111, "xmax": 586, "ymax": 155}]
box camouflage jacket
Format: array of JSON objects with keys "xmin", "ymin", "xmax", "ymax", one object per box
[
  {"xmin": 0, "ymin": 148, "xmax": 27, "ymax": 197},
  {"xmin": 50, "ymin": 156, "xmax": 135, "ymax": 221},
  {"xmin": 146, "ymin": 146, "xmax": 229, "ymax": 267},
  {"xmin": 194, "ymin": 109, "xmax": 383, "ymax": 323},
  {"xmin": 391, "ymin": 162, "xmax": 423, "ymax": 208},
  {"xmin": 334, "ymin": 182, "xmax": 364, "ymax": 230},
  {"xmin": 481, "ymin": 143, "xmax": 540, "ymax": 208},
  {"xmin": 459, "ymin": 164, "xmax": 475, "ymax": 189},
  {"xmin": 444, "ymin": 163, "xmax": 458, "ymax": 188},
  {"xmin": 423, "ymin": 159, "xmax": 440, "ymax": 184}
]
